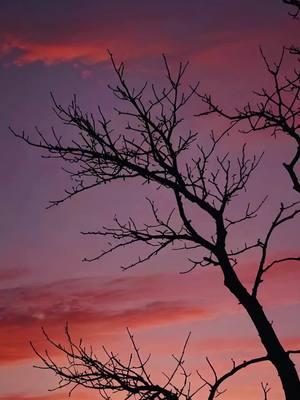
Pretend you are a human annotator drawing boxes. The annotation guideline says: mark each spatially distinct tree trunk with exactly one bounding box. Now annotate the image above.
[218,251,300,399]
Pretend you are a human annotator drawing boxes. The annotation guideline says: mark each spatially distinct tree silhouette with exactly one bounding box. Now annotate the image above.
[12,2,299,399]
[198,45,300,194]
[283,0,300,18]
[199,0,300,195]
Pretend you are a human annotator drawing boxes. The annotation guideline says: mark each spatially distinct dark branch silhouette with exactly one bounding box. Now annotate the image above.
[197,46,300,193]
[196,1,300,194]
[31,326,300,400]
[31,326,204,400]
[283,0,300,18]
[11,2,300,398]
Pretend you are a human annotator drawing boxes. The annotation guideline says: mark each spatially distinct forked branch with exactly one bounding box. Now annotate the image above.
[31,327,201,400]
[196,45,300,193]
[31,327,300,400]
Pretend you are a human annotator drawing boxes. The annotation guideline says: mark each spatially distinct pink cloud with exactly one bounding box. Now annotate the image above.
[0,395,65,400]
[0,302,206,363]
[1,35,108,65]
[0,14,294,68]
[1,260,298,365]
[0,274,210,364]
[0,239,298,370]
[0,392,94,400]
[0,34,169,66]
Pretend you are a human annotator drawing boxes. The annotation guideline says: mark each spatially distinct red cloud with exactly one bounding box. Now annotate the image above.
[0,392,93,400]
[0,302,206,363]
[0,34,168,66]
[1,35,107,65]
[0,275,209,364]
[1,255,298,365]
[0,395,66,400]
[0,12,294,67]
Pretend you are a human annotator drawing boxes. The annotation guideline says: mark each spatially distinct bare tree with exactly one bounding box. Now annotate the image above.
[11,3,300,399]
[12,52,300,399]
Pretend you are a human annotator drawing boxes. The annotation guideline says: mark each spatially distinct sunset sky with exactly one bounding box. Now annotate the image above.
[0,1,299,399]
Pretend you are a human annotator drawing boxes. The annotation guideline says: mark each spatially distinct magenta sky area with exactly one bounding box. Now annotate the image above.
[0,1,299,399]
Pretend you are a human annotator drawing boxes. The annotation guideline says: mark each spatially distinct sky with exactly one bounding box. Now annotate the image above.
[0,1,299,399]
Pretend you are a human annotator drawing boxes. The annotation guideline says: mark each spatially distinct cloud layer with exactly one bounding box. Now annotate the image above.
[0,274,212,363]
[1,258,299,364]
[0,1,295,66]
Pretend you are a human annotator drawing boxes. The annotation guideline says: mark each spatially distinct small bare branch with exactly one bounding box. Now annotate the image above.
[261,381,271,400]
[30,327,202,400]
[252,201,300,297]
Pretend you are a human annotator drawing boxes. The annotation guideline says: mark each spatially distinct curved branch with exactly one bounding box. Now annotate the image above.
[198,348,300,400]
[30,327,203,400]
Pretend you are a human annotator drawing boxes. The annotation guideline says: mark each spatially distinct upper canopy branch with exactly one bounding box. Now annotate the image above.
[81,199,200,270]
[11,54,265,269]
[196,46,300,193]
